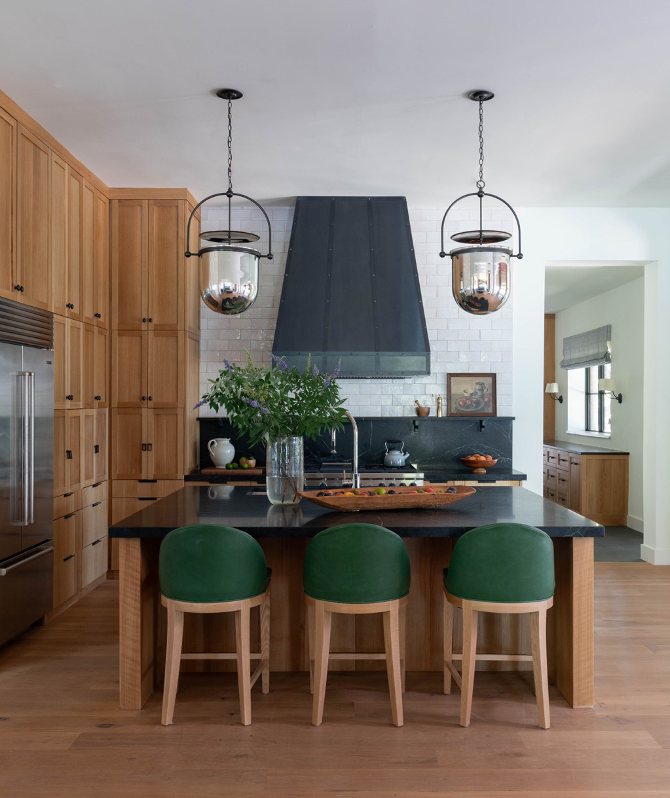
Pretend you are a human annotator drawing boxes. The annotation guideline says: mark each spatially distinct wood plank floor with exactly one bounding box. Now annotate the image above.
[0,562,668,797]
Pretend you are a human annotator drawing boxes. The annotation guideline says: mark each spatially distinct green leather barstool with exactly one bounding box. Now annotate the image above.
[159,524,271,726]
[443,523,555,729]
[304,523,411,727]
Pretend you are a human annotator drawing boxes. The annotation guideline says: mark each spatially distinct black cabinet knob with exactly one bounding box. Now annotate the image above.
[66,450,72,460]
[94,395,101,401]
[66,302,74,309]
[148,396,152,401]
[148,318,152,323]
[94,444,100,454]
[20,286,24,292]
[66,394,74,401]
[94,312,101,318]
[141,396,146,401]
[142,318,146,323]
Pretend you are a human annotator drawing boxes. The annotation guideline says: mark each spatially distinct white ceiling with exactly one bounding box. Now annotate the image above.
[544,261,646,313]
[3,1,670,206]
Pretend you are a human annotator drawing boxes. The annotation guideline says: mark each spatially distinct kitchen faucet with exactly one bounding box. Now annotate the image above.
[343,411,360,489]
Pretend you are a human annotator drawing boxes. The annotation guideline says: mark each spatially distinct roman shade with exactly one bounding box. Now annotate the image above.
[560,324,611,370]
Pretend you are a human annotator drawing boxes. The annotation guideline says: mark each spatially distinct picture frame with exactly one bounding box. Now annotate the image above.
[446,373,497,417]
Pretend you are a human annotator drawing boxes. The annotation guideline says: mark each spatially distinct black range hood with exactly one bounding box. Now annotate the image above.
[272,196,430,378]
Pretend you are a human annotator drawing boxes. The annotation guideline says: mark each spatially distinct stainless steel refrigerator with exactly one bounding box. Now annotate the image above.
[0,299,54,648]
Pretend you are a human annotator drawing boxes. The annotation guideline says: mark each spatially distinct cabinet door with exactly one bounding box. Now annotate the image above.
[81,498,108,548]
[82,323,95,409]
[53,410,67,496]
[94,190,109,328]
[17,125,51,310]
[53,512,79,607]
[66,410,83,492]
[148,331,184,408]
[111,199,148,330]
[82,409,95,488]
[111,408,147,479]
[53,316,67,410]
[94,326,108,407]
[569,460,582,514]
[94,408,108,482]
[148,200,184,330]
[81,535,108,588]
[185,204,200,336]
[0,108,16,301]
[111,331,147,407]
[66,318,83,408]
[148,408,183,479]
[67,168,83,321]
[51,152,68,318]
[82,181,96,326]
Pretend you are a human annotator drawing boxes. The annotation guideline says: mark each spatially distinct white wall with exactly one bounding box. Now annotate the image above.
[199,204,514,418]
[513,208,670,565]
[552,277,644,527]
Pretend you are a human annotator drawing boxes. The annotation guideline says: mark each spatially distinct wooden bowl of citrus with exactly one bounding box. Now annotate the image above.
[461,454,498,474]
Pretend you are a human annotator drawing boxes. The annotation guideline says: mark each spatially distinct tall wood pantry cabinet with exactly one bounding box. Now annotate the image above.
[109,190,200,568]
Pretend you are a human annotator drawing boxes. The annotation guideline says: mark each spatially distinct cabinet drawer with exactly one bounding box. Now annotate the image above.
[556,491,569,507]
[111,478,183,498]
[80,481,108,508]
[54,552,78,607]
[544,487,557,502]
[556,452,570,469]
[81,499,108,548]
[544,466,557,489]
[569,454,582,466]
[545,449,558,465]
[54,513,78,560]
[556,468,569,492]
[80,536,108,589]
[54,491,79,520]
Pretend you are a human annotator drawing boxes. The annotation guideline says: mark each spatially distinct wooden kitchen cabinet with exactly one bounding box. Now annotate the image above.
[54,410,83,497]
[81,498,108,548]
[95,408,108,482]
[543,444,629,526]
[53,511,80,607]
[112,330,185,408]
[94,190,109,328]
[111,407,183,480]
[82,409,96,487]
[0,107,16,302]
[83,324,108,408]
[82,180,96,326]
[51,152,68,318]
[54,316,83,409]
[16,125,51,311]
[148,200,184,330]
[110,199,148,330]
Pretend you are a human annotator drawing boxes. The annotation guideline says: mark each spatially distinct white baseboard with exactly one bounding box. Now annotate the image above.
[641,544,670,565]
[627,515,644,533]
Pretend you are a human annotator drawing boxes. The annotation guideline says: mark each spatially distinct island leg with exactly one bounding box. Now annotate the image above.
[119,538,161,710]
[548,537,594,708]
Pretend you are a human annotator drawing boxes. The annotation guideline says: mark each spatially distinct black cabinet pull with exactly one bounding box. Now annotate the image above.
[14,284,20,291]
[138,497,157,502]
[94,445,100,454]
[141,396,146,401]
[141,443,147,451]
[66,302,74,309]
[94,395,101,401]
[91,538,102,546]
[64,492,73,497]
[148,317,152,323]
[147,396,152,401]
[63,554,75,562]
[94,312,101,318]
[66,450,73,460]
[147,443,153,452]
[66,394,74,401]
[142,318,146,323]
[92,501,101,507]
[91,482,101,488]
[138,479,157,483]
[64,511,76,519]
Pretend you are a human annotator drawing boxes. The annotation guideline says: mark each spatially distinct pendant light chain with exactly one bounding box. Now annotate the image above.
[227,98,234,193]
[476,100,485,191]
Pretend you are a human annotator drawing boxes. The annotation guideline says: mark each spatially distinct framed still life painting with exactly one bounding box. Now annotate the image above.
[446,373,497,417]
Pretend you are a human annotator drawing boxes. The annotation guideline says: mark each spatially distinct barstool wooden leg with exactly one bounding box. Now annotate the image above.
[460,602,478,727]
[260,592,271,695]
[235,601,252,726]
[443,592,453,695]
[312,601,331,726]
[161,603,184,726]
[399,603,407,694]
[383,603,404,727]
[530,606,550,729]
[307,602,315,695]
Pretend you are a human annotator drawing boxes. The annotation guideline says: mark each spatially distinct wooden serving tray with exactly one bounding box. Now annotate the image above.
[299,485,476,512]
[201,467,265,476]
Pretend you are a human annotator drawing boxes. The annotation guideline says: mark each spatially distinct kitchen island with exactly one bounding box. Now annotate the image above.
[111,486,602,711]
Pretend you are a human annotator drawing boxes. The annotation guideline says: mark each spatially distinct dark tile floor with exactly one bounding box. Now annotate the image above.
[595,526,643,562]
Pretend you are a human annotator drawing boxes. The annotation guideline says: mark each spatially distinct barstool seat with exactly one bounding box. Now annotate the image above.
[443,522,555,729]
[159,524,271,726]
[304,523,410,727]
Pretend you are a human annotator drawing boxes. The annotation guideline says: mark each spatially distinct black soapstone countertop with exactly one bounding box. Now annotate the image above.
[544,440,630,456]
[109,485,603,540]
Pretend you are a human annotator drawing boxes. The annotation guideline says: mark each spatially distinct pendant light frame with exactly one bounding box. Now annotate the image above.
[438,91,523,316]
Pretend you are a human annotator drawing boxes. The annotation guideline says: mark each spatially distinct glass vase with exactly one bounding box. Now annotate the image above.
[266,437,304,505]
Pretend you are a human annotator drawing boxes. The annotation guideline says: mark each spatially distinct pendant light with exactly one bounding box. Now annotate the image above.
[185,89,273,315]
[439,91,522,315]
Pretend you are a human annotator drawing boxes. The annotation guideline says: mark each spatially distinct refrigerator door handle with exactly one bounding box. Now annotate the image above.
[0,544,53,576]
[16,371,35,526]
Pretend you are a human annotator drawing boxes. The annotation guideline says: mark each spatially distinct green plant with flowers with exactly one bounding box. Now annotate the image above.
[196,351,348,444]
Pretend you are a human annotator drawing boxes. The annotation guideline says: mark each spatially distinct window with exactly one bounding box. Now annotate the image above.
[567,362,611,437]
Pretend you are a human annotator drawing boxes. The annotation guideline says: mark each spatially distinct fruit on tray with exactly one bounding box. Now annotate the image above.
[238,456,257,468]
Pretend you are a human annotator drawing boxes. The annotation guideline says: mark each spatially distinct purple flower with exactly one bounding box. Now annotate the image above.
[313,365,319,377]
[324,377,331,388]
[260,407,270,415]
[250,400,259,408]
[193,399,208,410]
[332,360,342,378]
[241,397,252,404]
[271,353,288,371]
[222,359,233,373]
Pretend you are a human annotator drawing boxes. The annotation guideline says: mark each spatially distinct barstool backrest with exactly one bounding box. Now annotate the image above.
[160,524,268,603]
[304,523,410,603]
[446,523,555,603]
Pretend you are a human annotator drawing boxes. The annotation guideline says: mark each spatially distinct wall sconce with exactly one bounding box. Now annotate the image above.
[545,383,563,403]
[599,378,623,404]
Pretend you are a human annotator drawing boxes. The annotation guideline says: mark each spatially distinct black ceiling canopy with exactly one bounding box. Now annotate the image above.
[272,196,430,379]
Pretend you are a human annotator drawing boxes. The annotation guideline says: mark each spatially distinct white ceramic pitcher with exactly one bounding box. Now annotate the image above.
[208,438,235,468]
